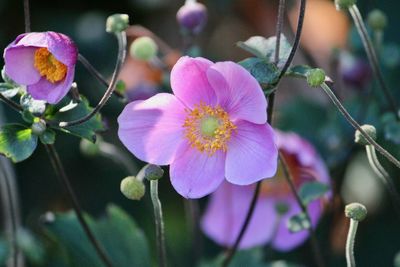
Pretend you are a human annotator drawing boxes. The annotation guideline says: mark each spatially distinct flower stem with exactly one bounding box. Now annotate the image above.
[150,180,167,267]
[346,219,358,267]
[320,82,400,169]
[23,0,31,32]
[274,0,286,64]
[0,95,23,113]
[44,144,114,267]
[58,31,127,127]
[348,5,398,115]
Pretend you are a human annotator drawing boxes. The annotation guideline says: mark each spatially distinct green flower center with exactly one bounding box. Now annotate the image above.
[200,116,220,137]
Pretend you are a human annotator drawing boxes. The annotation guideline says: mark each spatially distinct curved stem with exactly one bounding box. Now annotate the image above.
[349,5,398,115]
[0,94,23,112]
[150,180,167,267]
[44,144,114,267]
[346,219,358,267]
[58,32,127,127]
[320,82,400,169]
[23,0,30,32]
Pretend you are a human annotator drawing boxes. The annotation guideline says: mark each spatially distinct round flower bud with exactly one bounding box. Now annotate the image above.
[367,9,387,31]
[120,176,145,200]
[31,118,46,136]
[345,202,367,221]
[144,164,164,181]
[106,14,129,33]
[306,68,326,87]
[130,37,158,61]
[354,124,376,146]
[335,0,356,10]
[176,1,208,34]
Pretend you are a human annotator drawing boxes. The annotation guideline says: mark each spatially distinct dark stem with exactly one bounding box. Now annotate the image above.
[58,31,127,127]
[44,144,114,267]
[184,199,202,264]
[23,0,30,32]
[349,5,398,115]
[279,153,326,267]
[274,0,286,64]
[0,95,23,112]
[77,54,125,100]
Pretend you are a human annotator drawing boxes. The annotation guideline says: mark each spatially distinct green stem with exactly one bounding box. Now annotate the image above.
[0,94,23,112]
[346,219,358,267]
[274,0,286,64]
[150,180,167,267]
[23,0,30,32]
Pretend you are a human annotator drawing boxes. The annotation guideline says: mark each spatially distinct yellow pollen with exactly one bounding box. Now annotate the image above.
[34,48,67,83]
[183,102,236,155]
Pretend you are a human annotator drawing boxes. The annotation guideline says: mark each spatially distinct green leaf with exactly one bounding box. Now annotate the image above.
[43,204,151,267]
[39,129,56,145]
[0,124,38,162]
[46,96,105,142]
[298,181,329,206]
[0,83,20,98]
[0,237,8,266]
[239,58,280,92]
[20,94,46,115]
[17,229,46,265]
[287,212,311,233]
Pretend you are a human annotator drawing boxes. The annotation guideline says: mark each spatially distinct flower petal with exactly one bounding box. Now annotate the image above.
[4,46,41,85]
[27,66,75,104]
[170,141,225,198]
[207,61,267,124]
[118,93,186,165]
[201,182,276,248]
[225,121,278,185]
[170,56,216,108]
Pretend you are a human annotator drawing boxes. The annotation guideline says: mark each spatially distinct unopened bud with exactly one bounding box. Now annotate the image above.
[130,37,158,61]
[354,124,376,145]
[345,202,367,221]
[335,0,356,10]
[106,14,129,33]
[177,1,207,34]
[144,164,164,181]
[120,176,145,200]
[31,118,46,136]
[306,68,326,87]
[367,9,387,31]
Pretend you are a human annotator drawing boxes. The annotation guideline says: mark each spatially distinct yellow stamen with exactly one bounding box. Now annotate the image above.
[34,48,67,83]
[183,102,236,155]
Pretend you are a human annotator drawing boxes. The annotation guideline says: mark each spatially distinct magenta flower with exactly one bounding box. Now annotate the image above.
[201,131,331,250]
[3,31,78,104]
[118,56,278,198]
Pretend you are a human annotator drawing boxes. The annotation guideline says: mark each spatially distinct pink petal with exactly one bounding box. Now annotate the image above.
[201,182,276,249]
[207,61,267,124]
[118,93,186,165]
[27,66,75,104]
[4,46,41,85]
[225,121,278,185]
[170,56,216,108]
[170,141,225,198]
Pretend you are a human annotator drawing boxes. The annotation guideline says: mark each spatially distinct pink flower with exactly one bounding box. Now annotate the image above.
[118,56,278,198]
[3,32,78,104]
[201,131,331,250]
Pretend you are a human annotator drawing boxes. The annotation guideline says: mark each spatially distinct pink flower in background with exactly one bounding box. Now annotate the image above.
[118,56,278,198]
[201,131,331,250]
[3,31,78,104]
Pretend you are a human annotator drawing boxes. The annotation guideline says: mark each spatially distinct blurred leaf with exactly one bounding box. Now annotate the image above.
[43,204,151,267]
[298,181,329,206]
[265,261,302,267]
[239,58,280,92]
[382,113,400,144]
[0,237,8,266]
[115,80,126,94]
[17,228,46,265]
[21,110,35,123]
[394,251,400,267]
[39,129,56,145]
[0,83,20,98]
[199,249,267,267]
[20,94,46,115]
[287,212,310,233]
[0,124,38,162]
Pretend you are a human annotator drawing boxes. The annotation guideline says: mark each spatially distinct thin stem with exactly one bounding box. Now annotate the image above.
[365,145,400,219]
[150,180,167,267]
[77,54,125,100]
[320,82,400,169]
[184,199,202,264]
[23,0,31,32]
[58,32,127,127]
[0,94,23,112]
[274,0,286,64]
[346,219,358,267]
[44,144,114,267]
[349,5,398,115]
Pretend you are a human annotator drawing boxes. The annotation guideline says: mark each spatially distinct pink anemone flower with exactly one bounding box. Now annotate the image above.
[201,131,331,250]
[3,31,78,104]
[118,56,278,198]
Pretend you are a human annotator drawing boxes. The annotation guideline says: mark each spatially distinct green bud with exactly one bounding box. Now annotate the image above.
[345,202,367,221]
[367,9,387,31]
[306,68,326,87]
[354,124,376,146]
[144,164,164,181]
[106,14,129,33]
[335,0,356,10]
[80,138,100,157]
[31,118,46,136]
[120,176,145,200]
[130,37,158,61]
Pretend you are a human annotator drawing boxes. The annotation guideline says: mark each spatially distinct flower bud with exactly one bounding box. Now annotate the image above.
[120,176,145,200]
[306,68,326,87]
[31,118,46,136]
[144,164,164,181]
[345,202,367,221]
[335,0,356,10]
[130,37,158,61]
[367,9,387,31]
[354,124,376,146]
[106,14,129,33]
[177,1,207,34]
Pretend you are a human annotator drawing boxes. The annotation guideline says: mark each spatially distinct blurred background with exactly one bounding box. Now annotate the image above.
[1,0,400,266]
